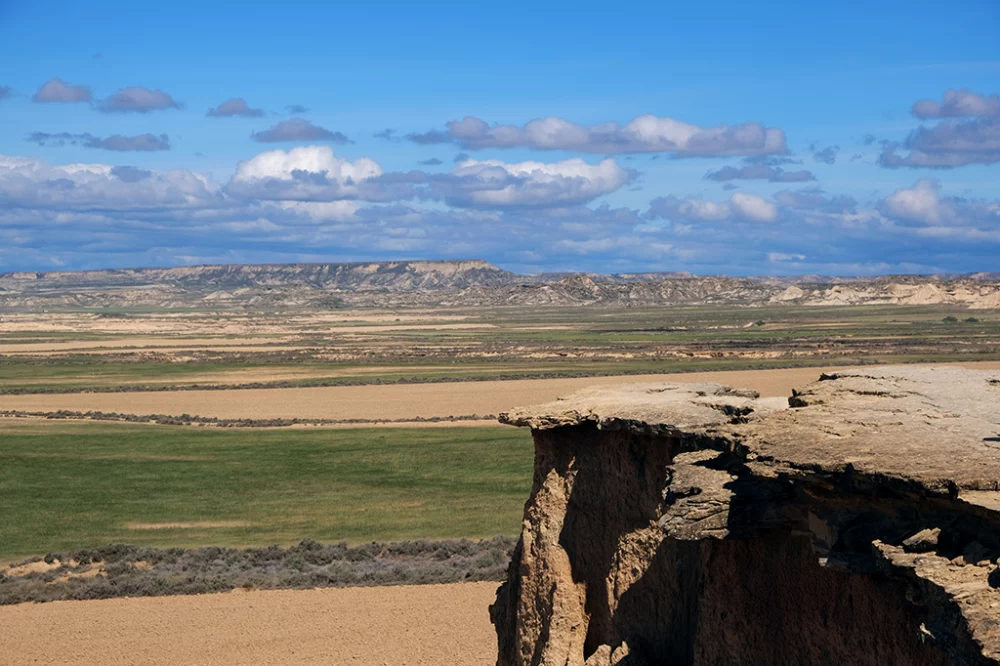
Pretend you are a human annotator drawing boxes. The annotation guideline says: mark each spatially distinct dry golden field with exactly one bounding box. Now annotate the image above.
[3,363,1000,422]
[0,583,498,666]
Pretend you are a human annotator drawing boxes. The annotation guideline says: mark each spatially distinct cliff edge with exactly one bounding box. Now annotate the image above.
[493,366,1000,665]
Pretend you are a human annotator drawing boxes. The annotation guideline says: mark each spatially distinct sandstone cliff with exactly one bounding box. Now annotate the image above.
[493,366,1000,665]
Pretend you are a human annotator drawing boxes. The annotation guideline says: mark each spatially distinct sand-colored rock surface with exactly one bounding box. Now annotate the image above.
[2,362,998,422]
[0,583,497,666]
[502,364,1000,492]
[494,366,1000,665]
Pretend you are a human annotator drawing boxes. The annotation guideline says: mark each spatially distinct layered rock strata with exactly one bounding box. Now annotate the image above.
[493,366,1000,665]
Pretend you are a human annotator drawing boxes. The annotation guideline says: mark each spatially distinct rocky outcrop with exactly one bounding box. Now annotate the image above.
[493,366,1000,665]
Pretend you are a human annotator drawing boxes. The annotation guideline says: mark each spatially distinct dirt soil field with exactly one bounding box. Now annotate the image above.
[2,362,998,421]
[0,582,497,666]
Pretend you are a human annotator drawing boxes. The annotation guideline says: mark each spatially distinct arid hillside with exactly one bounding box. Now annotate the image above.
[2,261,999,310]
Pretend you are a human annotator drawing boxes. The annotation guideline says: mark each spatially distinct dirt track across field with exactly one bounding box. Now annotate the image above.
[1,362,998,422]
[0,582,497,666]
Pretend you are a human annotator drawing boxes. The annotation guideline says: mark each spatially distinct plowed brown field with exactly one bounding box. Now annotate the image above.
[2,362,998,422]
[0,583,497,666]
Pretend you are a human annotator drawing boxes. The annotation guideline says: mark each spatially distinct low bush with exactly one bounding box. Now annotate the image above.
[0,536,517,605]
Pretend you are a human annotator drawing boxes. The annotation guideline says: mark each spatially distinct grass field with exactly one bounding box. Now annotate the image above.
[0,421,533,563]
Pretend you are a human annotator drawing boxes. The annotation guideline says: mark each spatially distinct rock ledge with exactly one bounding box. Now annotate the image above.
[493,365,1000,666]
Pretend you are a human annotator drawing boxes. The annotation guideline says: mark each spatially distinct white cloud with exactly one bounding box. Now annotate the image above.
[2,149,996,276]
[274,200,361,222]
[647,192,777,223]
[409,114,787,157]
[234,145,381,184]
[881,90,1000,168]
[0,155,220,210]
[32,78,91,103]
[228,145,382,201]
[730,193,778,222]
[912,89,1000,119]
[880,179,951,225]
[768,252,806,262]
[447,157,629,207]
[97,86,181,113]
[250,119,349,143]
[207,98,264,118]
[878,179,1000,235]
[879,117,1000,168]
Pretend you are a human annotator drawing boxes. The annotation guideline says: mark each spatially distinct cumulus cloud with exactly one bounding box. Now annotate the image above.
[911,89,1000,119]
[812,145,839,164]
[879,179,1000,230]
[97,86,181,113]
[26,132,171,151]
[647,192,777,223]
[251,119,350,144]
[3,146,995,276]
[207,98,263,117]
[880,179,954,225]
[882,178,954,224]
[705,164,814,182]
[0,86,12,101]
[406,114,788,157]
[879,117,1000,168]
[32,78,92,103]
[0,155,220,210]
[227,145,381,200]
[419,158,443,166]
[439,157,631,208]
[227,148,630,209]
[730,193,779,222]
[286,104,308,114]
[879,90,1000,168]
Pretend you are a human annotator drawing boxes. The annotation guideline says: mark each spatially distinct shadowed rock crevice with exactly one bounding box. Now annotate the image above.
[492,366,1000,665]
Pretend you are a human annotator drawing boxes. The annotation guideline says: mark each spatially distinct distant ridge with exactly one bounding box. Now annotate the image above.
[0,260,517,291]
[1,260,998,310]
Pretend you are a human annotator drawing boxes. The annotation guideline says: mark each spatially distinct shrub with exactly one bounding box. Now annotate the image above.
[0,536,518,605]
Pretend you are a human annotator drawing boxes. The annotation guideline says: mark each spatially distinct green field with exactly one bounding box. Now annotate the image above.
[0,422,534,563]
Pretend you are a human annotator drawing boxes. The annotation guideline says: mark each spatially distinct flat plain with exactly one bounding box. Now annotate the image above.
[3,303,999,560]
[2,301,999,665]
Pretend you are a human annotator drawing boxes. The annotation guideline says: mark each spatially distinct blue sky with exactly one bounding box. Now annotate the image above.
[0,0,998,275]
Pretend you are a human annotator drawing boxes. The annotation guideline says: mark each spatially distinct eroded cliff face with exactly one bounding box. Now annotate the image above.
[492,368,1000,666]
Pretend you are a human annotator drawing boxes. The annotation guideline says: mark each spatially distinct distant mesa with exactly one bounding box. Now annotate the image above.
[0,261,998,310]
